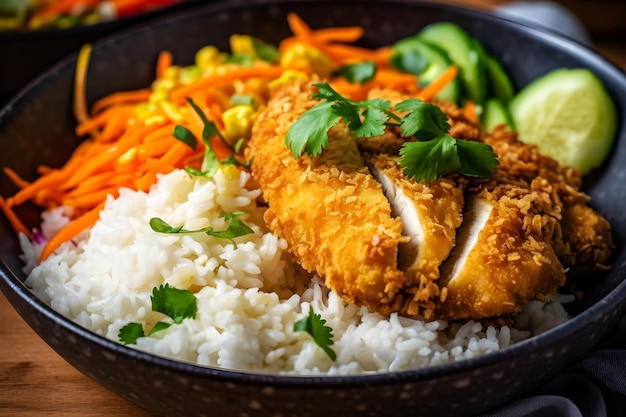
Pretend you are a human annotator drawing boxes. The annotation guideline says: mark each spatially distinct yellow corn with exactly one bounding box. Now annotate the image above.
[222,105,255,146]
[118,147,137,164]
[280,44,334,78]
[268,69,309,89]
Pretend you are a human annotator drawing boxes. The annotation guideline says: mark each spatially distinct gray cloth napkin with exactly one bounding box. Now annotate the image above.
[481,317,626,416]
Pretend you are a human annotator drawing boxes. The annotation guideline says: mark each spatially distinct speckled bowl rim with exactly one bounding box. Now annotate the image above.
[1,0,626,389]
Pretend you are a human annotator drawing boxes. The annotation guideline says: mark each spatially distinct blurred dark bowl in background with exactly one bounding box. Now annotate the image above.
[0,0,205,103]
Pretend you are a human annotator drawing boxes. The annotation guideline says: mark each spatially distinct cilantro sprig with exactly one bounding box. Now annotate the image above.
[173,97,249,176]
[149,211,254,240]
[119,284,198,345]
[285,82,499,182]
[294,306,336,361]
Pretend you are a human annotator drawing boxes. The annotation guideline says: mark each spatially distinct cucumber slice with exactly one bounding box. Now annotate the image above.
[418,22,487,105]
[509,68,617,173]
[482,98,514,132]
[470,38,516,105]
[391,36,460,102]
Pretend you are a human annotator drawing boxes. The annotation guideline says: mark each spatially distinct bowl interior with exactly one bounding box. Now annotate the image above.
[0,0,626,415]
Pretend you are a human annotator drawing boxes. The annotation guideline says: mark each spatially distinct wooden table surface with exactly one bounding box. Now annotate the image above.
[1,1,625,416]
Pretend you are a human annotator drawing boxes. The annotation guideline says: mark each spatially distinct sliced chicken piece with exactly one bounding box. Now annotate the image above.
[438,188,566,320]
[246,78,407,314]
[481,124,614,281]
[560,203,614,278]
[364,152,465,319]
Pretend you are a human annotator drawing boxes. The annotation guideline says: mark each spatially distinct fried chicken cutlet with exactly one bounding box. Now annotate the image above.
[246,78,407,314]
[246,77,614,321]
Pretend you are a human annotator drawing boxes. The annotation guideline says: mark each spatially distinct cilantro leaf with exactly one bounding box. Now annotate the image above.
[286,83,498,182]
[456,139,500,177]
[119,322,145,345]
[285,101,340,157]
[390,48,428,75]
[149,211,254,240]
[294,306,336,361]
[354,107,389,138]
[151,284,197,325]
[117,285,197,345]
[334,61,377,84]
[148,321,172,335]
[251,37,280,63]
[394,98,450,140]
[173,125,198,150]
[398,135,460,182]
[208,211,255,239]
[227,53,254,67]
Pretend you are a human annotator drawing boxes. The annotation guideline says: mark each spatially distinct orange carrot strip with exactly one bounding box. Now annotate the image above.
[321,43,388,64]
[73,44,92,125]
[91,89,152,115]
[75,105,134,137]
[63,187,120,211]
[170,66,285,104]
[62,171,118,195]
[0,196,31,239]
[8,170,69,207]
[137,137,178,159]
[312,26,364,43]
[143,124,177,143]
[160,141,193,166]
[417,65,459,102]
[3,167,30,189]
[39,201,106,261]
[156,50,173,79]
[135,171,158,192]
[286,12,315,43]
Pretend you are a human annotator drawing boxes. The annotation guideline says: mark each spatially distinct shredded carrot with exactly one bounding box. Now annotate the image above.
[417,65,459,102]
[170,66,286,104]
[312,26,364,43]
[39,201,106,261]
[156,50,173,79]
[0,196,31,239]
[73,44,92,125]
[2,167,30,189]
[91,89,152,115]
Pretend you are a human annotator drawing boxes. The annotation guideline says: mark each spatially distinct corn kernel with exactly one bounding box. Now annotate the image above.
[118,147,137,164]
[229,34,256,57]
[268,69,309,89]
[160,101,183,123]
[195,46,226,69]
[221,164,240,181]
[222,105,255,146]
[280,44,334,78]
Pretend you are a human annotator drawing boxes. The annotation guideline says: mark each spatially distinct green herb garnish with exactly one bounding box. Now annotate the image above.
[293,306,336,361]
[119,284,198,345]
[285,82,499,182]
[149,211,254,240]
[173,97,250,175]
[334,61,377,84]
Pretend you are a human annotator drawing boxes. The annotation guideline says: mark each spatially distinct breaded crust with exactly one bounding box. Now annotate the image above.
[246,78,407,313]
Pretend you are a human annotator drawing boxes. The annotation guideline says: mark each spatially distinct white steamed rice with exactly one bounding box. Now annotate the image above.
[21,167,572,375]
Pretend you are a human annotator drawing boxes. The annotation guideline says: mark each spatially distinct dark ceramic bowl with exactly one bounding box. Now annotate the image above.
[1,1,625,416]
[0,0,205,102]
